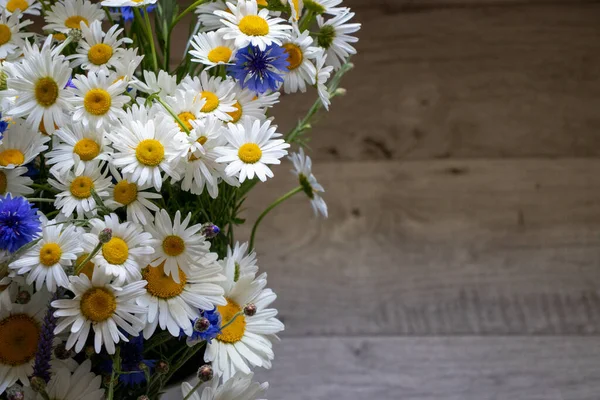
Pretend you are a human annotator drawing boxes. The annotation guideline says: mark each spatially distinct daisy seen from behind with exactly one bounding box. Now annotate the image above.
[316,8,360,70]
[289,147,327,217]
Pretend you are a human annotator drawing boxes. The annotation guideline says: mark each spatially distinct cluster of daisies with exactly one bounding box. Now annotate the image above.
[0,0,358,398]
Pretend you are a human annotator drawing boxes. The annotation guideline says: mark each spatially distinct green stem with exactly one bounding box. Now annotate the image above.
[166,0,208,71]
[220,311,243,331]
[107,347,120,400]
[134,7,159,72]
[183,380,204,400]
[74,242,102,275]
[249,187,302,251]
[26,198,54,203]
[172,0,208,28]
[153,96,191,135]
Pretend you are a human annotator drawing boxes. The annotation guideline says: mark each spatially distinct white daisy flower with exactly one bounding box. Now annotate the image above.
[222,242,259,282]
[101,0,156,6]
[82,213,154,285]
[182,372,268,400]
[316,8,360,70]
[0,289,49,394]
[216,0,292,51]
[289,147,327,217]
[107,116,187,191]
[48,161,113,219]
[0,11,32,60]
[281,28,320,93]
[3,37,73,134]
[22,359,105,400]
[181,71,237,121]
[52,267,148,355]
[45,121,112,176]
[146,209,211,281]
[227,83,279,124]
[0,166,33,197]
[314,52,333,110]
[0,0,40,16]
[110,47,144,85]
[190,31,236,69]
[195,1,228,32]
[216,117,290,183]
[9,221,83,292]
[105,171,161,226]
[69,20,133,72]
[303,0,343,16]
[131,69,178,99]
[44,0,104,33]
[164,89,207,133]
[285,0,303,21]
[0,119,49,168]
[205,270,284,381]
[70,70,130,129]
[138,254,226,338]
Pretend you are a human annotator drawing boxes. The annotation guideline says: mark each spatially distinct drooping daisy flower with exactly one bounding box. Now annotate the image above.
[45,121,112,176]
[216,117,290,183]
[163,89,207,133]
[70,70,130,129]
[110,47,144,85]
[0,0,41,16]
[0,119,49,169]
[131,69,178,99]
[0,289,49,394]
[228,44,289,94]
[181,71,237,121]
[190,31,236,69]
[227,84,280,124]
[69,20,133,72]
[3,37,73,135]
[205,270,284,381]
[195,1,228,32]
[316,8,360,70]
[107,116,187,191]
[216,0,292,51]
[102,0,156,6]
[289,147,327,217]
[146,209,211,281]
[303,0,343,15]
[138,256,226,338]
[222,241,259,282]
[0,11,32,59]
[52,267,147,355]
[82,213,154,285]
[22,359,105,400]
[0,194,40,253]
[281,29,320,93]
[314,52,333,110]
[182,372,268,400]
[0,166,33,197]
[44,0,105,33]
[48,161,113,219]
[105,172,161,225]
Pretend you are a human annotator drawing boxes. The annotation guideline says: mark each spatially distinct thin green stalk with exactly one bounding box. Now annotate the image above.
[134,7,159,72]
[107,347,121,400]
[166,0,208,71]
[249,186,302,251]
[26,198,54,203]
[172,0,208,28]
[183,380,204,400]
[74,242,101,275]
[152,95,191,135]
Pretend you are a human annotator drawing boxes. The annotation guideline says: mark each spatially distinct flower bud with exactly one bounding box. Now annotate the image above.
[201,223,220,239]
[156,360,169,375]
[194,317,210,333]
[197,364,213,382]
[54,342,74,360]
[68,28,82,42]
[15,290,30,305]
[30,376,46,393]
[333,88,347,97]
[243,303,257,317]
[98,228,112,244]
[6,384,24,400]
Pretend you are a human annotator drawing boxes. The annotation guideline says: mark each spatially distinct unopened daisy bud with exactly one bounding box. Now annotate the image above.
[156,360,169,375]
[98,228,112,244]
[15,290,30,304]
[244,303,257,317]
[197,364,213,382]
[68,28,82,42]
[201,223,220,239]
[30,376,47,393]
[194,317,210,333]
[333,88,347,96]
[6,384,24,400]
[54,342,74,360]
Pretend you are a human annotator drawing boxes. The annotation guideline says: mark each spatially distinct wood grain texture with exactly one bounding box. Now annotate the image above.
[237,159,600,335]
[252,336,600,400]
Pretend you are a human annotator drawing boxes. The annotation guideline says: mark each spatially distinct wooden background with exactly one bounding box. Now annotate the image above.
[174,0,600,398]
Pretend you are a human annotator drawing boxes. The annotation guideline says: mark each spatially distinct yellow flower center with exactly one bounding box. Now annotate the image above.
[238,15,269,37]
[53,33,67,41]
[88,43,113,66]
[80,287,116,322]
[64,15,89,30]
[0,24,12,46]
[38,119,59,136]
[6,0,28,13]
[76,253,95,280]
[113,180,138,206]
[227,101,243,123]
[200,91,219,113]
[35,77,59,107]
[283,43,303,70]
[216,298,246,344]
[102,237,129,265]
[207,46,232,64]
[83,88,112,116]
[135,139,164,167]
[69,176,94,199]
[73,138,100,161]
[162,235,185,257]
[0,314,39,366]
[39,243,62,267]
[238,143,262,164]
[0,149,25,167]
[142,262,187,299]
[188,136,208,161]
[177,111,195,132]
[0,171,6,194]
[256,0,267,5]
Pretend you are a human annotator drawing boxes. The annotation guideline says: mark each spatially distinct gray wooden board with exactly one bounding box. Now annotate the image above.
[236,159,600,335]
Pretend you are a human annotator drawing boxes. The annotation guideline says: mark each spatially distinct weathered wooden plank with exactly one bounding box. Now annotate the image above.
[236,159,600,335]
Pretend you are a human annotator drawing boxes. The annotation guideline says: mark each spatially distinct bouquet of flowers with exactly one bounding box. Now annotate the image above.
[0,0,359,398]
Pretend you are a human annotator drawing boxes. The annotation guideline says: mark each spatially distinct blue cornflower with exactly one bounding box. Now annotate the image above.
[113,5,157,22]
[101,335,155,387]
[228,44,289,94]
[186,308,221,344]
[0,194,41,253]
[0,113,8,142]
